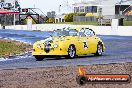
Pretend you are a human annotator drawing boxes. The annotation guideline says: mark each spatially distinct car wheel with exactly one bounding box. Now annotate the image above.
[94,43,103,56]
[68,45,76,59]
[76,76,87,85]
[34,55,44,61]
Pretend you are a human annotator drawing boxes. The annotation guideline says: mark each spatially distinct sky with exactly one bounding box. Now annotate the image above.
[19,0,75,15]
[2,0,130,15]
[18,0,129,15]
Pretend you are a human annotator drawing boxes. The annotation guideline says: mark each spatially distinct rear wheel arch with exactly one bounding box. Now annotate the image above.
[98,41,102,45]
[69,44,76,53]
[94,41,103,56]
[69,44,76,48]
[98,41,104,51]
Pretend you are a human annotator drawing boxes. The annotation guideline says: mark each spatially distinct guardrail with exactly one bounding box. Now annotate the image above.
[73,16,96,22]
[2,24,132,36]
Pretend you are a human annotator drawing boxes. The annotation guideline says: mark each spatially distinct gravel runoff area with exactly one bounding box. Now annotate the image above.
[0,62,131,88]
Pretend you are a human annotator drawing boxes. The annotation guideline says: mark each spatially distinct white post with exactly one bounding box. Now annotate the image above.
[111,19,118,30]
[13,0,16,29]
[14,14,15,26]
[111,19,118,35]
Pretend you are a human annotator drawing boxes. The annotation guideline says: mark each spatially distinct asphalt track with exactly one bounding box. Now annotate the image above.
[0,29,132,69]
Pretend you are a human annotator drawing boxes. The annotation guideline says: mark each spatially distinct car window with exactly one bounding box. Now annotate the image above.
[69,29,78,36]
[84,28,95,37]
[79,28,86,37]
[84,28,90,36]
[52,29,69,37]
[52,28,78,37]
[89,29,95,37]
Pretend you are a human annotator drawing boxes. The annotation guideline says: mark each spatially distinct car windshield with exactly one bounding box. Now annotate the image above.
[52,28,78,37]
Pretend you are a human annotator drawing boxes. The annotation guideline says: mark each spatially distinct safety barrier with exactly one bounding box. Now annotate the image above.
[3,24,132,36]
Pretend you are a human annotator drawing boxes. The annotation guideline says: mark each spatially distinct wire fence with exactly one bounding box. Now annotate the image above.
[73,16,96,22]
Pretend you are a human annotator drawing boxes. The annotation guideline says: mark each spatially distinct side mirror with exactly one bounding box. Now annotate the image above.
[50,34,53,37]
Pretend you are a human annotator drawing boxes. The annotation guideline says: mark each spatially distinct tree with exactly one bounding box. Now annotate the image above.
[64,13,76,22]
[64,13,86,22]
[46,18,55,23]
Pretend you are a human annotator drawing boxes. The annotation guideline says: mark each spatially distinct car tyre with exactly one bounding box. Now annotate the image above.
[67,45,76,59]
[94,43,103,56]
[34,55,44,61]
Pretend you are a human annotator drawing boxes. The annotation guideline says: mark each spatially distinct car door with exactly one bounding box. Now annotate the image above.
[77,28,89,55]
[84,28,98,53]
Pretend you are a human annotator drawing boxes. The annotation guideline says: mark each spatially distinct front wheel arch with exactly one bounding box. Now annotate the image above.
[67,44,76,59]
[34,55,44,61]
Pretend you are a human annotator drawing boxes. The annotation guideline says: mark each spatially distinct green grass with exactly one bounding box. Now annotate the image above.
[48,21,98,25]
[124,20,132,26]
[0,40,31,56]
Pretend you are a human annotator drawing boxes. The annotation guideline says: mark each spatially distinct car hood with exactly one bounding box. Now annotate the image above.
[35,37,62,44]
[34,36,76,45]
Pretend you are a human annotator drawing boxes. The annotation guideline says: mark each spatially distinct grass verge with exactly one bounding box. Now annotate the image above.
[0,39,32,57]
[46,21,132,26]
[47,21,98,25]
[124,20,132,26]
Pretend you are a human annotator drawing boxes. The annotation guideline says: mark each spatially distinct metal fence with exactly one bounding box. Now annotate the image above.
[73,16,96,22]
[73,15,127,22]
[103,15,124,19]
[0,14,14,26]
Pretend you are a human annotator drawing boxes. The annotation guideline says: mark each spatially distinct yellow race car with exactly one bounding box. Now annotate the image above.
[32,27,105,61]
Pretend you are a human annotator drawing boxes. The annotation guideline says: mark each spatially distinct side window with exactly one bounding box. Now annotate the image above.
[84,28,90,36]
[79,28,86,37]
[69,29,78,36]
[85,28,95,37]
[89,29,95,37]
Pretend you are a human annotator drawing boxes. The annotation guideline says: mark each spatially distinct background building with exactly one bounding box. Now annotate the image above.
[72,0,132,16]
[0,0,21,26]
[55,14,65,23]
[72,0,132,25]
[47,11,56,18]
[0,0,20,10]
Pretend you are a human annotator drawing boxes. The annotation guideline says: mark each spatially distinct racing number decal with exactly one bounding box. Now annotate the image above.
[83,41,88,49]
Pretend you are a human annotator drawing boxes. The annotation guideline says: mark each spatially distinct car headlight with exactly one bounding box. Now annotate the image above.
[53,44,58,48]
[37,44,41,48]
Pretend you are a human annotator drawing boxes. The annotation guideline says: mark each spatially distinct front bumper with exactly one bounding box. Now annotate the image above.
[32,48,68,56]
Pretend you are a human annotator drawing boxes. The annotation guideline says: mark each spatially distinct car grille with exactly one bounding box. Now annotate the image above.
[44,42,52,53]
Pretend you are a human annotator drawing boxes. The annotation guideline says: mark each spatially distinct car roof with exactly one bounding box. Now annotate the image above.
[54,27,95,33]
